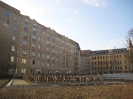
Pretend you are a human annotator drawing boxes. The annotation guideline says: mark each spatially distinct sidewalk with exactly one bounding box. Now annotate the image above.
[12,79,30,86]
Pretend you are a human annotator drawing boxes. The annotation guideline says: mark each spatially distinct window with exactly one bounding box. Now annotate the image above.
[42,46,44,50]
[32,43,36,48]
[13,26,17,30]
[21,68,26,74]
[38,45,40,49]
[12,46,15,51]
[11,56,14,62]
[47,55,50,59]
[42,62,44,66]
[43,31,45,35]
[23,40,28,45]
[124,55,126,58]
[47,48,50,51]
[38,61,40,65]
[47,33,50,37]
[32,35,36,39]
[42,54,44,58]
[47,41,50,44]
[18,38,20,43]
[12,36,16,40]
[24,32,28,36]
[22,59,26,64]
[22,49,27,54]
[14,16,18,21]
[52,63,54,66]
[39,29,42,34]
[24,22,28,28]
[32,52,35,56]
[52,50,55,53]
[38,53,40,57]
[47,63,49,66]
[52,56,54,60]
[32,60,35,64]
[33,27,36,31]
[39,37,41,41]
[42,39,45,43]
[125,66,127,69]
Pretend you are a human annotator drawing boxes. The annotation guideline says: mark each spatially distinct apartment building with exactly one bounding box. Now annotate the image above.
[89,48,133,75]
[80,50,90,74]
[0,1,80,77]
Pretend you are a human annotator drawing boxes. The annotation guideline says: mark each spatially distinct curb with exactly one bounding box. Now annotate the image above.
[5,79,13,87]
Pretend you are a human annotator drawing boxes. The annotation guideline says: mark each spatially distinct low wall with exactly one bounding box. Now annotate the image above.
[103,73,133,80]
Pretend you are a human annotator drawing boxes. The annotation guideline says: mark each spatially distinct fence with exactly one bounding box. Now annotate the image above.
[103,73,133,80]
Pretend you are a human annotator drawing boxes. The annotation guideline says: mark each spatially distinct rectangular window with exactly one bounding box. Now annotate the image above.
[47,55,50,59]
[47,33,50,37]
[33,27,36,31]
[39,29,42,34]
[32,35,36,39]
[11,56,14,62]
[52,56,54,60]
[42,46,44,50]
[42,39,45,43]
[24,22,28,28]
[16,58,18,63]
[12,36,16,41]
[14,16,18,21]
[52,50,55,53]
[43,31,45,35]
[39,37,41,41]
[38,45,40,49]
[32,60,35,64]
[32,52,36,56]
[42,62,44,66]
[38,61,40,65]
[38,53,40,57]
[42,54,44,58]
[24,32,28,36]
[13,26,17,30]
[23,40,27,45]
[18,29,20,34]
[32,43,36,48]
[22,49,27,54]
[12,46,15,51]
[47,63,49,66]
[47,41,50,44]
[18,38,20,43]
[22,59,26,64]
[47,48,50,51]
[21,68,26,74]
[125,66,127,69]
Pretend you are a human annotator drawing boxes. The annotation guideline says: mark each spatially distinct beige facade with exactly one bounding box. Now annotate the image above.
[0,1,80,77]
[89,48,133,75]
[80,50,90,74]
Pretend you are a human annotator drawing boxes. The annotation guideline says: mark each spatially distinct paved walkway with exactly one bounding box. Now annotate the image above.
[12,79,30,85]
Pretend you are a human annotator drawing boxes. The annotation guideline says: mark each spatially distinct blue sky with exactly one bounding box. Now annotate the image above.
[2,0,133,50]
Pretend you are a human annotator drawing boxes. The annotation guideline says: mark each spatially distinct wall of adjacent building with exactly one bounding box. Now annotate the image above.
[0,1,80,77]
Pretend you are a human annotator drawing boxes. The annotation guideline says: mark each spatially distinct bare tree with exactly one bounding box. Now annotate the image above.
[126,28,133,73]
[128,28,133,40]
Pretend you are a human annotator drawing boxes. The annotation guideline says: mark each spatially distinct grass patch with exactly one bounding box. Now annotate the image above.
[0,79,9,88]
[0,83,133,99]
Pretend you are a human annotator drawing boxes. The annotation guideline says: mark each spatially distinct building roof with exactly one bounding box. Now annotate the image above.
[80,50,91,56]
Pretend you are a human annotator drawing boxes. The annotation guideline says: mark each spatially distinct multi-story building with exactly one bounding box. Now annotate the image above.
[89,46,133,74]
[80,50,90,74]
[0,1,80,77]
